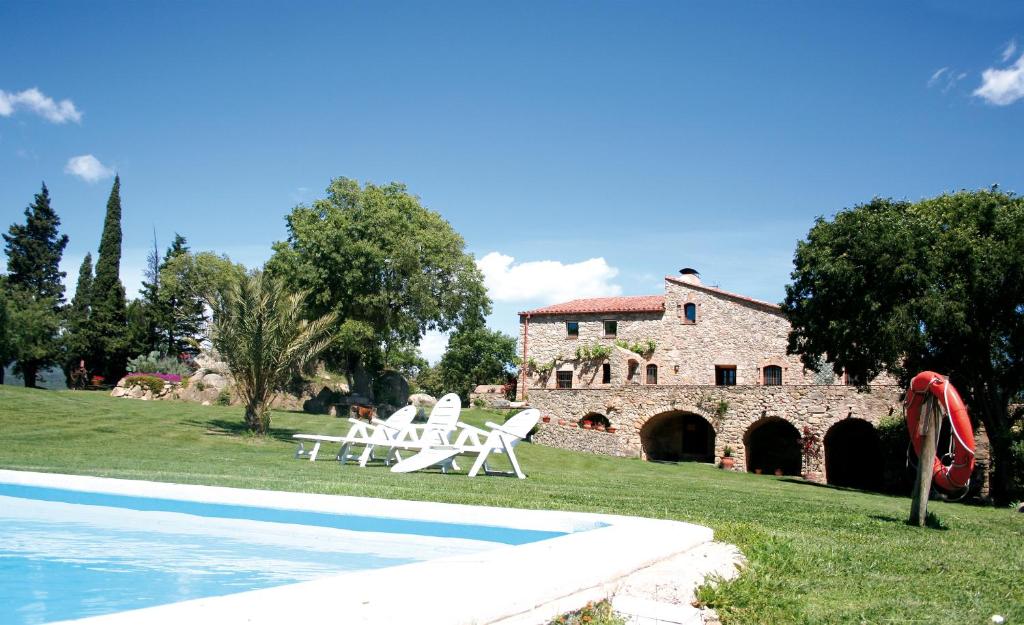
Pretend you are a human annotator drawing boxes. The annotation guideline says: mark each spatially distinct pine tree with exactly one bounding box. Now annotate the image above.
[157,233,203,355]
[91,176,129,382]
[2,183,68,304]
[64,253,97,382]
[2,183,68,386]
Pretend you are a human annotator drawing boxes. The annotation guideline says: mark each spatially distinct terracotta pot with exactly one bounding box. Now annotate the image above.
[607,427,617,433]
[755,468,763,474]
[596,424,606,432]
[558,419,567,426]
[582,422,592,430]
[720,457,735,470]
[774,468,784,476]
[541,416,551,423]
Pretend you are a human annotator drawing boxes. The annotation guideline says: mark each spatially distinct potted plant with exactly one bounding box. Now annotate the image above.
[720,446,735,470]
[774,468,784,476]
[607,426,617,433]
[582,420,593,429]
[596,424,606,432]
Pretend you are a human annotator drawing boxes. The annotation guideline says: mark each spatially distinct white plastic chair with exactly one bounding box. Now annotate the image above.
[293,405,417,464]
[368,393,463,468]
[390,408,540,478]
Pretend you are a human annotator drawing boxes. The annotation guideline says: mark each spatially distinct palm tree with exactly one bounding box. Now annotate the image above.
[206,271,336,433]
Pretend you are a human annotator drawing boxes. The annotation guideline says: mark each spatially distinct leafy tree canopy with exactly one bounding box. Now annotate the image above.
[782,189,1024,503]
[438,325,518,403]
[267,177,490,374]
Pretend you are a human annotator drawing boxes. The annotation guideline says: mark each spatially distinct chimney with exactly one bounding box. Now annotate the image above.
[678,267,701,285]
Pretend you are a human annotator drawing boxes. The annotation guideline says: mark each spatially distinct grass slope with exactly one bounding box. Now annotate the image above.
[0,386,1021,624]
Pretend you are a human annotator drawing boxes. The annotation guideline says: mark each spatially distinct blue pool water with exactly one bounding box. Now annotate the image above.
[0,483,565,624]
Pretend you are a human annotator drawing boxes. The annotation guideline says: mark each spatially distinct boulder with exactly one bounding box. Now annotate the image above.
[1018,502,1024,514]
[303,386,347,415]
[202,373,227,390]
[128,385,146,399]
[408,393,437,408]
[110,386,126,398]
[374,370,409,407]
[141,390,153,401]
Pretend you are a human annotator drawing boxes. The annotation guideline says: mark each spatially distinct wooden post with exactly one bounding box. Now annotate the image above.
[909,395,941,526]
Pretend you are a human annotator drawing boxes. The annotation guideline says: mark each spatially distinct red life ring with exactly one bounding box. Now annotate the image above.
[904,371,975,492]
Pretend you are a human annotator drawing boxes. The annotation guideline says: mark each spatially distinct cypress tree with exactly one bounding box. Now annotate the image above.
[91,176,129,382]
[64,253,97,382]
[2,183,68,304]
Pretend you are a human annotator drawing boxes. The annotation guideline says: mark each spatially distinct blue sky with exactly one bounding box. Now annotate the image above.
[2,1,1023,361]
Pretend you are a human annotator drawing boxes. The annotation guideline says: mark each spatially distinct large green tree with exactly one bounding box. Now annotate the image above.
[2,183,68,303]
[439,325,518,403]
[0,277,12,385]
[782,189,1024,504]
[2,183,68,386]
[91,176,128,382]
[267,177,490,377]
[206,271,336,433]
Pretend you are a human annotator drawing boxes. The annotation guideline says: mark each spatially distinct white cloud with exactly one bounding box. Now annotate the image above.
[928,67,948,87]
[974,52,1024,105]
[1002,39,1018,62]
[417,330,450,365]
[65,154,115,183]
[477,252,622,303]
[0,87,82,123]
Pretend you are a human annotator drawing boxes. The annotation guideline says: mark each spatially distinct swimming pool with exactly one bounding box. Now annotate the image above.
[0,471,713,625]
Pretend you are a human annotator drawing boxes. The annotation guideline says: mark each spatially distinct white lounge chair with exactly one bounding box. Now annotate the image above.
[390,408,540,478]
[293,405,417,463]
[366,393,463,468]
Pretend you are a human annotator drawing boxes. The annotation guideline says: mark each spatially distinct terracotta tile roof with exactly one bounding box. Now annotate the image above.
[664,275,780,310]
[520,295,665,316]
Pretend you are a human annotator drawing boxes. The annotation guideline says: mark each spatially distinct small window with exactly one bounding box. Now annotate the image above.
[603,320,617,337]
[566,321,579,338]
[627,361,639,381]
[646,364,658,385]
[846,372,864,386]
[601,363,611,384]
[684,303,697,323]
[715,366,736,386]
[763,365,782,386]
[556,371,573,389]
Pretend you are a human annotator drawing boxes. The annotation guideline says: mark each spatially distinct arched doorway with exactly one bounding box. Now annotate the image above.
[744,417,802,475]
[825,418,883,491]
[641,411,715,462]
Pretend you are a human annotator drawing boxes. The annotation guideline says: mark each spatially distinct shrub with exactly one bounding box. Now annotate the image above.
[548,600,625,625]
[125,372,181,383]
[126,351,193,377]
[125,375,165,394]
[216,387,232,406]
[472,397,487,408]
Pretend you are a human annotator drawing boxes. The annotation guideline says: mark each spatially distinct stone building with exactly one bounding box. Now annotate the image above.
[518,268,903,488]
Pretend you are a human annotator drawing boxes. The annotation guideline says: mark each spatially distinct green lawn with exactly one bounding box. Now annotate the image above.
[0,385,1021,624]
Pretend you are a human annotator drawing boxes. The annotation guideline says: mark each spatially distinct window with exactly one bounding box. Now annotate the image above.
[602,363,611,384]
[646,364,658,385]
[763,365,782,386]
[556,371,573,389]
[627,360,639,381]
[684,303,697,323]
[715,365,737,386]
[603,320,617,337]
[566,321,579,338]
[846,372,865,386]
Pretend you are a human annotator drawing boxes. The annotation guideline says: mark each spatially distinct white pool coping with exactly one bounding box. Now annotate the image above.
[1,470,713,625]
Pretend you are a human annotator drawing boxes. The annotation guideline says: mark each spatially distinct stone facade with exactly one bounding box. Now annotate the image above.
[528,384,901,483]
[519,272,905,486]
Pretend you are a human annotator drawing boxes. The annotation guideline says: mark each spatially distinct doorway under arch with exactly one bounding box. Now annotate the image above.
[825,418,883,491]
[641,411,716,463]
[744,417,802,475]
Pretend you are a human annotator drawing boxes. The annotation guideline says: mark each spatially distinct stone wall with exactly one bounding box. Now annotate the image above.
[527,384,903,484]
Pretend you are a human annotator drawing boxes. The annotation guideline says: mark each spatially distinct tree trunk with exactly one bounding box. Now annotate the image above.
[22,361,38,388]
[969,384,1013,506]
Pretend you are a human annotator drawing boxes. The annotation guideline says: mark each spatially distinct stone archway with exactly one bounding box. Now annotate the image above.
[825,418,883,491]
[640,411,716,463]
[744,417,802,475]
